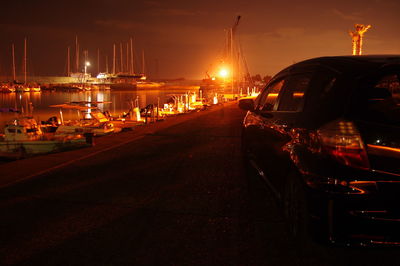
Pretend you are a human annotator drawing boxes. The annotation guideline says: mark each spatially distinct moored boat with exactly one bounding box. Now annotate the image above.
[50,104,118,136]
[0,83,16,93]
[0,117,90,158]
[28,84,41,92]
[15,84,30,92]
[136,81,165,89]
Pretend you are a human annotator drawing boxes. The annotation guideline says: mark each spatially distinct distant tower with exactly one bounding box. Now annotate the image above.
[349,24,371,55]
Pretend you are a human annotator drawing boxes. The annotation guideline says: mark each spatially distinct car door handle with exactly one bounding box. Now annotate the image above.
[274,120,291,131]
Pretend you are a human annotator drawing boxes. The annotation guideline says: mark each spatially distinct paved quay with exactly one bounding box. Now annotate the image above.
[0,104,232,188]
[1,101,400,265]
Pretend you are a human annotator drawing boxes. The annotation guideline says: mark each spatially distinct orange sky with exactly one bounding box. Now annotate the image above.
[0,0,399,79]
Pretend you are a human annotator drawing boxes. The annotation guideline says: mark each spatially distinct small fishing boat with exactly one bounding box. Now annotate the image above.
[50,103,117,136]
[0,117,90,158]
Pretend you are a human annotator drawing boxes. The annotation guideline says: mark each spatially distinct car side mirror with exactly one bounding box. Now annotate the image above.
[238,98,255,111]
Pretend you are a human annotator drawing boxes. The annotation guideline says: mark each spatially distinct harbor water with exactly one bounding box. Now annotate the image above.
[0,86,200,131]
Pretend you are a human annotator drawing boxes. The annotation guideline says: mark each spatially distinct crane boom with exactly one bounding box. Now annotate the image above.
[232,15,241,34]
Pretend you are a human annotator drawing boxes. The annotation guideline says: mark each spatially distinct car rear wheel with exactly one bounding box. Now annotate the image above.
[283,171,316,247]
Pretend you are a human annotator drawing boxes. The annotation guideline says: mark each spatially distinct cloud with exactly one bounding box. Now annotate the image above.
[240,28,352,76]
[275,27,305,38]
[149,8,207,17]
[144,0,162,7]
[94,19,221,44]
[332,8,362,21]
[95,20,145,31]
[253,27,305,40]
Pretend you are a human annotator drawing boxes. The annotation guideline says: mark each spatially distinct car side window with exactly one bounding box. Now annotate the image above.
[277,74,312,111]
[256,79,286,111]
[374,74,400,102]
[361,72,400,124]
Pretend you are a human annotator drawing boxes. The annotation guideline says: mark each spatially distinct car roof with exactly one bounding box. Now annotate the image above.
[277,55,400,76]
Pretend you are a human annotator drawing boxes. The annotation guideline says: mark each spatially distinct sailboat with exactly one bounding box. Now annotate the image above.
[18,38,41,92]
[0,44,17,93]
[105,40,138,90]
[136,49,165,89]
[69,36,85,80]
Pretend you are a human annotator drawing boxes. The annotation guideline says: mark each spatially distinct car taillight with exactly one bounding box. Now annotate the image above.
[317,120,370,170]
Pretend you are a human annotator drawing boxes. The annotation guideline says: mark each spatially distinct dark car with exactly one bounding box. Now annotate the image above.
[239,55,400,246]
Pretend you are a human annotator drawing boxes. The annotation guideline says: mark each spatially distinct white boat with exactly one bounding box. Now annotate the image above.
[50,104,117,136]
[0,117,89,158]
[55,119,115,136]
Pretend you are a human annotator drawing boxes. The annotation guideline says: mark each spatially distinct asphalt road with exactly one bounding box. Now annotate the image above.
[1,102,400,265]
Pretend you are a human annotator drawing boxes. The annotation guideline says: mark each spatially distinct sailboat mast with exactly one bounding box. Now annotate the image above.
[75,36,79,73]
[141,49,145,75]
[84,50,88,64]
[229,16,241,94]
[237,51,240,86]
[12,44,16,82]
[24,38,27,85]
[97,48,100,74]
[126,42,129,74]
[113,44,116,74]
[67,46,70,76]
[230,28,234,94]
[106,55,109,73]
[120,43,123,73]
[130,37,134,75]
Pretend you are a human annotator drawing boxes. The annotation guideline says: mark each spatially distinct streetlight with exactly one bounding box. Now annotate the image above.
[218,67,230,84]
[84,61,90,75]
[219,68,229,78]
[84,61,90,83]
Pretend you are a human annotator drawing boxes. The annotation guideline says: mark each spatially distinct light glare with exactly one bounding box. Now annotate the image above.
[219,68,229,78]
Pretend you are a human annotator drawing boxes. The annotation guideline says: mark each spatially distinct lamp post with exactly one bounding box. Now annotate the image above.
[85,61,90,82]
[218,67,229,85]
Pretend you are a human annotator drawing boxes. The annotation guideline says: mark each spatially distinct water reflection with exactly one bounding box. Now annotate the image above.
[0,87,197,130]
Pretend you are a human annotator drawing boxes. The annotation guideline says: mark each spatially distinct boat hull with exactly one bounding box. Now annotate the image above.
[0,138,89,157]
[56,124,114,136]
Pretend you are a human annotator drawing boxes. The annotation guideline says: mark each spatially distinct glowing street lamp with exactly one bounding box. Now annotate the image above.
[218,68,229,78]
[84,61,90,76]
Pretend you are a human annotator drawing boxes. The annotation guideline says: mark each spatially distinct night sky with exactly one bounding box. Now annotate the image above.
[1,0,399,79]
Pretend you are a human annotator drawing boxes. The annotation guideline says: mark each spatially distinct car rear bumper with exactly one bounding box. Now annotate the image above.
[305,178,400,246]
[328,198,400,246]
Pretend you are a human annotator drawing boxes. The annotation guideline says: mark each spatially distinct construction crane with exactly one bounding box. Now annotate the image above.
[227,16,241,57]
[232,15,241,35]
[203,15,251,94]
